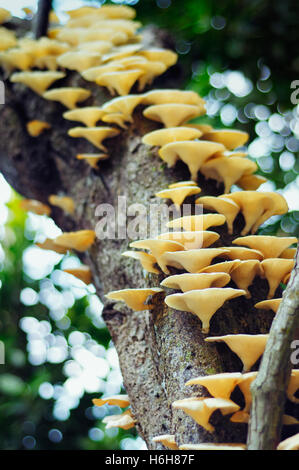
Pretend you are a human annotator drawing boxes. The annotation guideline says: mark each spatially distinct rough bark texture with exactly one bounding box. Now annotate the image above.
[247,247,299,450]
[0,25,294,449]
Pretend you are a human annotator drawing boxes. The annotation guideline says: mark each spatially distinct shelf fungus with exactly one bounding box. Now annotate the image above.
[157,230,220,250]
[232,235,297,259]
[236,174,267,191]
[43,87,92,109]
[54,230,96,252]
[280,247,297,259]
[142,89,205,107]
[202,129,249,150]
[92,394,130,408]
[142,127,202,147]
[162,247,230,274]
[152,435,179,450]
[260,258,295,298]
[129,239,185,274]
[220,191,289,236]
[168,181,198,188]
[229,260,262,298]
[139,48,178,67]
[287,370,299,404]
[26,120,51,137]
[63,107,106,127]
[205,334,269,372]
[165,287,246,333]
[102,409,136,430]
[199,156,257,194]
[199,260,242,276]
[195,196,240,234]
[158,141,225,180]
[76,153,109,169]
[155,185,202,209]
[102,95,143,123]
[143,104,204,129]
[122,251,160,274]
[48,195,75,215]
[221,246,264,261]
[0,8,11,24]
[229,372,257,423]
[96,69,144,96]
[0,48,34,71]
[10,71,66,95]
[254,298,282,313]
[166,214,226,231]
[105,287,163,310]
[161,272,231,291]
[56,51,102,73]
[63,266,92,284]
[68,127,120,151]
[36,238,68,255]
[0,27,17,51]
[20,199,51,216]
[277,433,299,451]
[185,372,242,399]
[172,397,240,433]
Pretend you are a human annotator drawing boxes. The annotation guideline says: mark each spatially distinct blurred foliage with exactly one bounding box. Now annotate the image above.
[0,0,299,450]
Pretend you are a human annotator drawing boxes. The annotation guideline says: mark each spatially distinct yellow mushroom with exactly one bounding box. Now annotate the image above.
[161,272,231,292]
[198,260,242,276]
[221,246,264,261]
[185,372,242,399]
[0,8,11,24]
[172,397,240,433]
[102,95,143,122]
[63,266,92,285]
[157,230,219,250]
[155,186,202,209]
[56,51,102,72]
[63,107,106,127]
[232,235,297,259]
[102,409,136,430]
[20,199,51,216]
[43,87,91,109]
[230,372,258,423]
[143,104,204,129]
[0,27,17,51]
[254,298,282,313]
[165,287,246,333]
[10,70,65,95]
[205,334,268,372]
[162,248,230,274]
[277,433,299,450]
[0,48,34,71]
[55,230,96,252]
[76,153,109,169]
[134,60,167,91]
[82,63,125,82]
[237,174,267,191]
[202,129,249,150]
[260,258,294,298]
[230,260,262,298]
[195,196,240,234]
[48,195,75,215]
[280,248,297,259]
[166,214,226,232]
[152,435,179,450]
[68,127,120,151]
[96,69,144,96]
[102,113,128,129]
[168,181,198,188]
[92,394,130,408]
[36,238,68,255]
[139,48,178,67]
[129,239,185,274]
[122,250,160,274]
[106,287,163,310]
[142,127,202,147]
[142,89,205,107]
[26,120,51,137]
[77,40,112,54]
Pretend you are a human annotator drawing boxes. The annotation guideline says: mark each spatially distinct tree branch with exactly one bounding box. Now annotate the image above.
[33,0,52,39]
[247,246,299,450]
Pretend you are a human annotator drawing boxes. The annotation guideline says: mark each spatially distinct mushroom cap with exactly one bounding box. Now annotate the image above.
[26,120,51,137]
[130,238,185,274]
[122,250,160,274]
[161,272,231,291]
[106,287,163,310]
[142,127,202,147]
[280,247,297,259]
[260,258,295,298]
[198,260,242,275]
[0,27,17,51]
[232,235,297,259]
[92,394,130,408]
[55,230,96,252]
[134,60,167,91]
[102,409,135,430]
[63,266,92,284]
[97,69,144,96]
[10,71,66,95]
[277,433,299,450]
[0,48,34,71]
[68,127,120,151]
[102,113,128,129]
[165,287,246,333]
[142,89,205,106]
[195,196,240,234]
[229,260,262,297]
[179,443,246,450]
[162,247,230,274]
[168,181,198,188]
[166,214,226,231]
[237,174,267,191]
[82,63,125,82]
[57,51,102,72]
[76,153,108,169]
[185,372,243,399]
[254,298,282,313]
[36,238,68,255]
[77,40,112,54]
[101,44,142,62]
[102,94,143,120]
[152,435,179,450]
[221,246,264,261]
[48,195,75,215]
[63,107,106,127]
[157,230,219,250]
[158,141,225,180]
[43,87,91,109]
[155,186,201,208]
[205,334,268,372]
[143,104,204,128]
[20,199,51,216]
[139,48,178,67]
[202,129,249,150]
[234,371,257,414]
[0,8,11,24]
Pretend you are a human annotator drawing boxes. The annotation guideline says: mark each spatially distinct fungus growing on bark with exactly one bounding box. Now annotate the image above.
[26,120,51,137]
[161,272,230,291]
[185,372,242,399]
[232,235,297,259]
[142,127,202,147]
[102,95,143,123]
[254,298,282,313]
[142,89,205,107]
[96,69,144,96]
[195,196,240,234]
[199,260,241,276]
[43,87,92,109]
[68,127,120,151]
[143,104,204,129]
[106,287,163,310]
[139,48,178,67]
[236,174,267,191]
[162,248,230,274]
[179,443,246,450]
[202,129,249,150]
[168,181,198,188]
[152,435,179,450]
[76,153,108,169]
[92,394,130,408]
[287,370,299,404]
[0,8,10,24]
[20,199,51,216]
[165,287,246,333]
[129,239,184,274]
[122,251,160,274]
[172,397,240,432]
[101,44,141,63]
[0,49,34,71]
[157,230,219,249]
[134,61,167,91]
[155,185,202,209]
[229,260,262,298]
[63,107,106,127]
[260,258,294,298]
[56,51,102,72]
[158,141,225,180]
[77,40,112,54]
[0,27,17,51]
[166,214,226,232]
[63,266,92,285]
[277,433,299,451]
[205,334,268,372]
[222,246,264,261]
[55,230,96,252]
[102,409,136,430]
[48,195,75,215]
[280,248,297,259]
[229,372,257,423]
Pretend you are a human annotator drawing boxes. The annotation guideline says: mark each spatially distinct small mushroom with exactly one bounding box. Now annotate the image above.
[0,48,34,71]
[198,260,242,276]
[92,394,130,408]
[63,266,92,284]
[230,260,262,298]
[254,298,282,313]
[152,435,179,450]
[56,51,102,72]
[155,186,202,209]
[122,250,160,274]
[232,235,297,259]
[143,104,204,129]
[139,48,178,67]
[205,334,268,372]
[10,71,66,95]
[185,372,242,399]
[20,199,51,216]
[230,372,257,423]
[55,230,96,252]
[0,27,17,51]
[96,69,144,96]
[129,239,185,274]
[36,238,68,255]
[157,230,219,249]
[76,153,109,169]
[202,129,249,150]
[260,258,294,298]
[166,214,226,231]
[102,409,136,430]
[142,89,205,106]
[195,196,240,234]
[161,272,231,291]
[165,287,246,333]
[162,248,230,274]
[26,120,51,137]
[48,195,75,215]
[102,94,143,122]
[221,246,264,261]
[277,433,299,451]
[172,397,240,432]
[237,174,267,191]
[63,107,106,127]
[142,127,202,147]
[106,287,163,310]
[68,127,120,151]
[43,87,91,109]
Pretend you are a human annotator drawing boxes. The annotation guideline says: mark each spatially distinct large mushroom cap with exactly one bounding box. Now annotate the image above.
[157,230,219,250]
[92,394,130,408]
[185,372,243,399]
[63,107,106,127]
[68,127,120,151]
[166,214,226,231]
[260,258,295,298]
[43,87,91,109]
[10,71,66,95]
[195,196,240,234]
[155,186,201,208]
[55,230,96,252]
[161,272,231,291]
[232,235,297,259]
[202,129,249,150]
[130,238,185,274]
[142,89,205,106]
[142,127,202,147]
[106,287,163,311]
[143,104,204,128]
[162,247,230,274]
